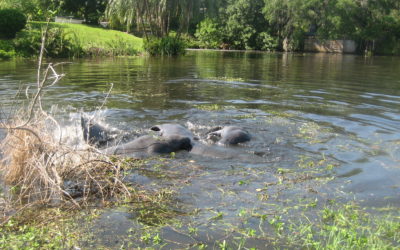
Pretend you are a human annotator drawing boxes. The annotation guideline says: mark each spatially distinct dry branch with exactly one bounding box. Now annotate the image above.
[0,21,132,224]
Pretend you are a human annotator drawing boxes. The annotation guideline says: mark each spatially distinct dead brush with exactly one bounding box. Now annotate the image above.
[1,114,130,208]
[0,22,131,224]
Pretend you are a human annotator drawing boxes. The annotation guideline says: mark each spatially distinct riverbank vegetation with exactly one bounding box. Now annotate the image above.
[2,0,400,58]
[1,2,400,249]
[0,41,141,247]
[98,0,400,55]
[0,21,142,59]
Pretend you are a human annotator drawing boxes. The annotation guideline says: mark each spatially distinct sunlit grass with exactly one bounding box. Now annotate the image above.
[30,22,143,54]
[292,203,400,249]
[56,23,143,50]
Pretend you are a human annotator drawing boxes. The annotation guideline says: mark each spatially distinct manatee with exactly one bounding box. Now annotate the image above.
[150,123,198,142]
[206,126,251,145]
[81,115,119,147]
[102,135,192,157]
[150,123,225,156]
[149,123,256,160]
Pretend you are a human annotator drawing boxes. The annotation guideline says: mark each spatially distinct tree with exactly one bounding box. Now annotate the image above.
[263,0,320,51]
[0,0,59,21]
[219,0,268,50]
[106,0,204,38]
[351,0,400,53]
[0,8,27,39]
[195,18,222,48]
[60,0,107,24]
[106,0,138,32]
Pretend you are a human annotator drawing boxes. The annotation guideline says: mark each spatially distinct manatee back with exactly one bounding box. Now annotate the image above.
[148,135,192,154]
[219,129,251,145]
[210,126,251,145]
[102,135,192,156]
[151,124,195,140]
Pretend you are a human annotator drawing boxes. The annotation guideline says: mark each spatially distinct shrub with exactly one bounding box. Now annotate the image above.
[0,39,14,51]
[105,38,139,56]
[143,36,186,56]
[12,26,42,57]
[181,33,200,49]
[13,24,84,58]
[0,49,15,59]
[0,8,27,39]
[194,18,222,49]
[44,27,83,58]
[256,32,278,51]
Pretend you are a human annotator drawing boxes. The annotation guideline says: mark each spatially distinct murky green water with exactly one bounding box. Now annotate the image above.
[1,51,399,248]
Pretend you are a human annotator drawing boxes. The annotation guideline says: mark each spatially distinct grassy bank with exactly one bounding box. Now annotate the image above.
[44,22,143,53]
[0,22,143,58]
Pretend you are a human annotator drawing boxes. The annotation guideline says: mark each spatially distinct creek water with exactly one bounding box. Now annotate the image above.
[1,51,399,248]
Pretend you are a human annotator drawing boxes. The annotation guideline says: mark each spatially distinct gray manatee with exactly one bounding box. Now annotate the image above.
[207,126,251,145]
[150,124,198,142]
[150,123,221,156]
[81,115,119,147]
[102,135,192,157]
[150,123,258,160]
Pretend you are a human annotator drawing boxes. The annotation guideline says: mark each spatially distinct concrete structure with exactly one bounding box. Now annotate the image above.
[100,22,109,28]
[55,16,84,24]
[304,37,356,53]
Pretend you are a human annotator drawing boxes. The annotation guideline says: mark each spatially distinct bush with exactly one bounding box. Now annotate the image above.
[181,33,200,49]
[0,49,15,59]
[13,24,84,58]
[105,38,139,56]
[143,36,186,56]
[44,28,83,58]
[194,18,222,49]
[0,39,14,51]
[12,26,41,57]
[256,32,278,51]
[0,8,27,39]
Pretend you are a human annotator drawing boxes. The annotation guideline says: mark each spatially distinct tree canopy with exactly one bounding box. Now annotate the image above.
[1,0,399,54]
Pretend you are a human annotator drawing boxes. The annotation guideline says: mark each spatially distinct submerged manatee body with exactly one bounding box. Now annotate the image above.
[102,135,192,157]
[81,119,192,157]
[81,119,259,161]
[207,126,251,145]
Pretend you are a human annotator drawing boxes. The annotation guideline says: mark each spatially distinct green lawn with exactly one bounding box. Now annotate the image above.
[30,22,144,55]
[52,22,143,51]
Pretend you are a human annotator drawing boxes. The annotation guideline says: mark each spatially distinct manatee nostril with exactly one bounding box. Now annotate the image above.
[150,126,161,131]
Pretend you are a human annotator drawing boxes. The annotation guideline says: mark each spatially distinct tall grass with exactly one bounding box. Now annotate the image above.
[143,36,186,56]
